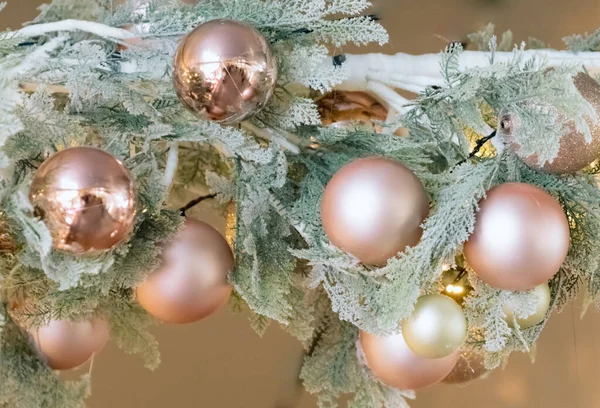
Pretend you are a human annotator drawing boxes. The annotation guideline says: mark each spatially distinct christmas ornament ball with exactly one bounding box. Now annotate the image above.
[137,218,234,324]
[503,282,551,329]
[360,331,459,390]
[29,147,136,253]
[320,157,429,266]
[463,183,569,291]
[401,294,467,359]
[32,318,109,370]
[499,72,600,174]
[173,19,277,125]
[442,349,488,384]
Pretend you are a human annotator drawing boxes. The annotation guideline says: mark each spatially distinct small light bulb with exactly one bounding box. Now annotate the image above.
[445,284,465,295]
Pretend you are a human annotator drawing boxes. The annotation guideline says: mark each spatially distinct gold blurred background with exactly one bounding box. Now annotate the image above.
[4,1,600,407]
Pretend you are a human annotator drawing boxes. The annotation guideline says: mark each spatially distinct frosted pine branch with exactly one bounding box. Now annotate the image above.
[332,50,600,96]
[12,19,136,41]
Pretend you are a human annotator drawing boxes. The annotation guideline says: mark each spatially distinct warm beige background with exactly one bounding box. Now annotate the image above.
[5,1,600,407]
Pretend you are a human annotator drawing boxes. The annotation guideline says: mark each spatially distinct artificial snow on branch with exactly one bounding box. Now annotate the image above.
[11,19,136,41]
[2,1,600,407]
[333,50,600,107]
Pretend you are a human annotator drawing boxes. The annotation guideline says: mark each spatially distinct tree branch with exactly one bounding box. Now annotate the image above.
[331,51,600,94]
[179,194,217,215]
[12,19,135,41]
[456,130,497,166]
[162,142,179,189]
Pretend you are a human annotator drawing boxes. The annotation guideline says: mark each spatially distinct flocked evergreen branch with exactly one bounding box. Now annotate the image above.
[564,27,600,52]
[0,0,599,406]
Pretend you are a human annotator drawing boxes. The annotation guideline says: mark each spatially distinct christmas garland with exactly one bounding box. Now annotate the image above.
[0,1,599,407]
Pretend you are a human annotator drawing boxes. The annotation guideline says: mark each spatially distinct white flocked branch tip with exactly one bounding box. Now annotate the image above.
[331,51,600,107]
[242,122,301,154]
[366,81,411,114]
[10,19,136,41]
[162,141,179,188]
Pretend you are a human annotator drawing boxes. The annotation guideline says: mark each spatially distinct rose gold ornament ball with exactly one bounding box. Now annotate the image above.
[29,147,136,253]
[499,73,600,174]
[360,331,459,390]
[464,183,570,291]
[32,318,109,370]
[442,349,488,384]
[321,157,429,266]
[173,19,277,125]
[137,218,234,324]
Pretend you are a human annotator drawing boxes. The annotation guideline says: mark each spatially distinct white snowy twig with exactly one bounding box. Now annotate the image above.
[333,50,600,95]
[366,81,411,114]
[162,141,179,188]
[242,122,301,154]
[11,19,136,41]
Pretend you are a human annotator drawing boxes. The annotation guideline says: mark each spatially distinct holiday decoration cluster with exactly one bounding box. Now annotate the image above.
[0,0,600,407]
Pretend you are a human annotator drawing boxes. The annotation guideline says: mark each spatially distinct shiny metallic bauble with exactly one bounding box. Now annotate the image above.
[173,19,277,125]
[320,157,429,266]
[360,330,459,390]
[29,147,136,253]
[464,183,570,291]
[137,218,234,324]
[401,294,467,359]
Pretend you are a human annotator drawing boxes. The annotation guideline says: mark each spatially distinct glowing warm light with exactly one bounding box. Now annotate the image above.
[445,284,465,295]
